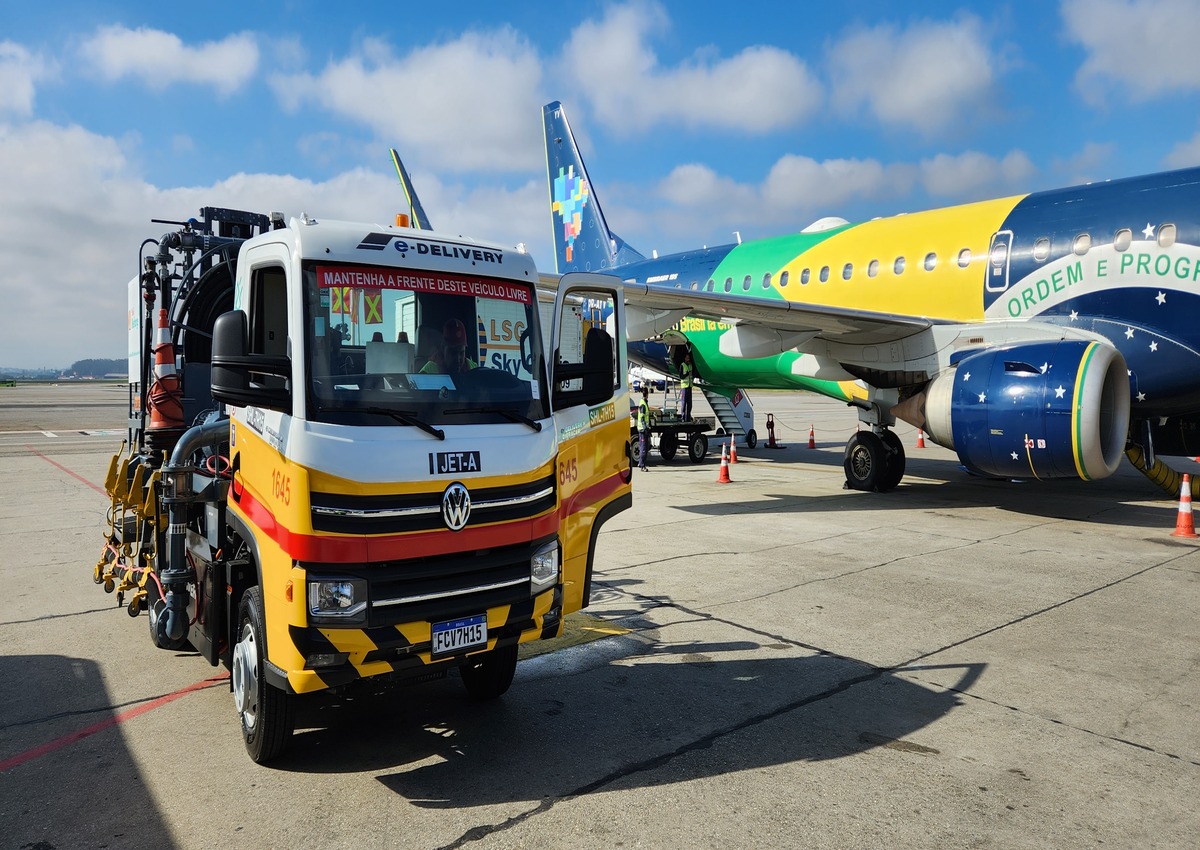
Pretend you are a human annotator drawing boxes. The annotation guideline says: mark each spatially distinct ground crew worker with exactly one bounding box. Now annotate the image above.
[679,351,694,421]
[637,385,650,471]
[420,318,477,374]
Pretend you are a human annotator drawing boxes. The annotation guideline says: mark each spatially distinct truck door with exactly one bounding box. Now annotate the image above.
[550,273,632,615]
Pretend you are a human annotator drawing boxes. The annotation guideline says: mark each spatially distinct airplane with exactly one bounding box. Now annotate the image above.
[541,99,1200,495]
[390,148,433,231]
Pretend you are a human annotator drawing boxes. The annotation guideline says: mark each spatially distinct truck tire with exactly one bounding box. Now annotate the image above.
[232,586,294,763]
[688,432,708,463]
[459,641,518,700]
[659,431,678,461]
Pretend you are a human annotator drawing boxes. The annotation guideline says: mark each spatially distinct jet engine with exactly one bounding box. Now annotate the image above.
[915,340,1130,480]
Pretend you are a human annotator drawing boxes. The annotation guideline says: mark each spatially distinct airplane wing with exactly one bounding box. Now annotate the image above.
[621,281,933,346]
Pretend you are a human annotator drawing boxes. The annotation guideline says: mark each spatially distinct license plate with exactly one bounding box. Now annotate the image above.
[431,613,488,658]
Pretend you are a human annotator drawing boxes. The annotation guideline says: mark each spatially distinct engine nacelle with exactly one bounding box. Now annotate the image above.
[921,340,1130,480]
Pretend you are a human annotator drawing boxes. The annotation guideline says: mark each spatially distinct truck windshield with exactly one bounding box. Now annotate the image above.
[302,262,548,426]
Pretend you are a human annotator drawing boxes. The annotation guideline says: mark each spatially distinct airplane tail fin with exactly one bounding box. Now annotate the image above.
[390,148,433,231]
[542,101,644,273]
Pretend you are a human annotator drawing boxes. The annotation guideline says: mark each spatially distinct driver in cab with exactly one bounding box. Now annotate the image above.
[420,318,477,374]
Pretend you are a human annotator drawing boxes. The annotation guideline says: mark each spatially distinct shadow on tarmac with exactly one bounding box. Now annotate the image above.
[270,636,985,811]
[0,655,178,850]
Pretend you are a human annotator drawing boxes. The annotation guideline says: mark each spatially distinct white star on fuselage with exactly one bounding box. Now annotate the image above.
[1143,222,1155,239]
[1150,341,1158,352]
[1125,327,1135,339]
[1010,451,1019,460]
[963,371,971,382]
[1156,291,1166,305]
[1137,392,1147,401]
[1055,385,1066,398]
[1040,362,1049,373]
[978,392,987,403]
[1069,310,1078,321]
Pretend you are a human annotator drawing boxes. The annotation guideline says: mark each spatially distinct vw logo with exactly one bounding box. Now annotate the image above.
[442,482,471,531]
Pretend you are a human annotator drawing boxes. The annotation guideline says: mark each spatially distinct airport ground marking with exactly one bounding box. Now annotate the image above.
[25,444,106,495]
[0,674,229,772]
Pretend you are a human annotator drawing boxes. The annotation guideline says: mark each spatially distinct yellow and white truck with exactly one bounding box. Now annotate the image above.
[97,206,631,761]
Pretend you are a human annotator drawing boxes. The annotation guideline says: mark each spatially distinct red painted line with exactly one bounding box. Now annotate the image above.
[0,674,228,773]
[25,444,107,496]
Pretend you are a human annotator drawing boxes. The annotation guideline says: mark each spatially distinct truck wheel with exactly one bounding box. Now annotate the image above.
[232,586,294,763]
[688,432,708,463]
[745,429,758,449]
[631,436,641,467]
[659,431,678,461]
[459,641,518,700]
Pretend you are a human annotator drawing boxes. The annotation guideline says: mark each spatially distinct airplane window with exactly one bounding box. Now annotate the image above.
[1073,233,1091,256]
[706,279,714,291]
[724,277,732,292]
[674,282,681,289]
[842,263,853,280]
[1032,237,1050,261]
[1159,223,1177,248]
[819,266,830,283]
[1114,229,1132,251]
[957,248,972,268]
[867,259,879,278]
[924,252,937,271]
[989,243,1008,266]
[800,268,810,285]
[762,272,772,289]
[780,271,789,287]
[690,281,698,290]
[742,275,752,291]
[894,256,906,275]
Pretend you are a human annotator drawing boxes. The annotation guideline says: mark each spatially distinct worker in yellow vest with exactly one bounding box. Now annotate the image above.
[636,385,650,471]
[679,352,694,422]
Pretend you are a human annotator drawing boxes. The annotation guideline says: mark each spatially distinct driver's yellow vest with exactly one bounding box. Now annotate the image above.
[637,399,649,431]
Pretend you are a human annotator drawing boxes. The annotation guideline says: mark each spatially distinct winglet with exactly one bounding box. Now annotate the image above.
[542,101,643,274]
[390,148,432,231]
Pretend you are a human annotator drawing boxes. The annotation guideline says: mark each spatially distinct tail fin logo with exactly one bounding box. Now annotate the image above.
[552,165,589,263]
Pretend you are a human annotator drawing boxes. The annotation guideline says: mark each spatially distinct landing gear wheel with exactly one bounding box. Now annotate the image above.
[146,582,190,651]
[877,430,906,493]
[459,641,519,700]
[688,432,708,463]
[844,431,887,492]
[659,432,678,461]
[233,586,295,763]
[745,429,757,449]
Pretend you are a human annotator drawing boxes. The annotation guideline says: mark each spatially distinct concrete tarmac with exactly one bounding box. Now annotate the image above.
[1,382,1198,849]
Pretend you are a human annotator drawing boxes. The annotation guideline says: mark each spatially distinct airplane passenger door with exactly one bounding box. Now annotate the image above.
[987,230,1013,293]
[549,273,631,616]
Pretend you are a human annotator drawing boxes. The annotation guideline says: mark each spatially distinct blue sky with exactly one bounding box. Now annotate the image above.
[4,0,1200,368]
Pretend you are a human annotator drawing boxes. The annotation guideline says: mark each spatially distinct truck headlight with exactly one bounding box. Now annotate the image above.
[308,577,368,625]
[530,540,560,592]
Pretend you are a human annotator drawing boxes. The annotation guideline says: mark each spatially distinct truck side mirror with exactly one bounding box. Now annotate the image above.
[552,327,615,410]
[211,311,291,411]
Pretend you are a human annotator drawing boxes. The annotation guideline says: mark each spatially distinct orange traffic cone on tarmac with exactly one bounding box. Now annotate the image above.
[729,434,738,463]
[1172,473,1198,538]
[716,442,732,483]
[766,413,785,449]
[807,425,816,449]
[916,429,926,449]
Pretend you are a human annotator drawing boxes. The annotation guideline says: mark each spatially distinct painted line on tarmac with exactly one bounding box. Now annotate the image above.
[25,444,106,496]
[0,674,229,773]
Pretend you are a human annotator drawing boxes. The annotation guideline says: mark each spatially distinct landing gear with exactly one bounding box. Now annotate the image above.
[843,429,905,493]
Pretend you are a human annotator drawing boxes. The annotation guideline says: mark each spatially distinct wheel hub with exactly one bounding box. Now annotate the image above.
[232,624,259,729]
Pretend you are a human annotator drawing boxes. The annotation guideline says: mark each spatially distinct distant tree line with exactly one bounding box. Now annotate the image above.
[69,358,125,378]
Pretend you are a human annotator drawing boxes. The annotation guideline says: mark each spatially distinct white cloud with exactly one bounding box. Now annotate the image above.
[1165,132,1200,169]
[560,1,822,133]
[80,26,258,95]
[0,41,51,116]
[269,31,545,173]
[918,150,1037,199]
[1063,0,1200,104]
[0,122,547,369]
[828,15,999,136]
